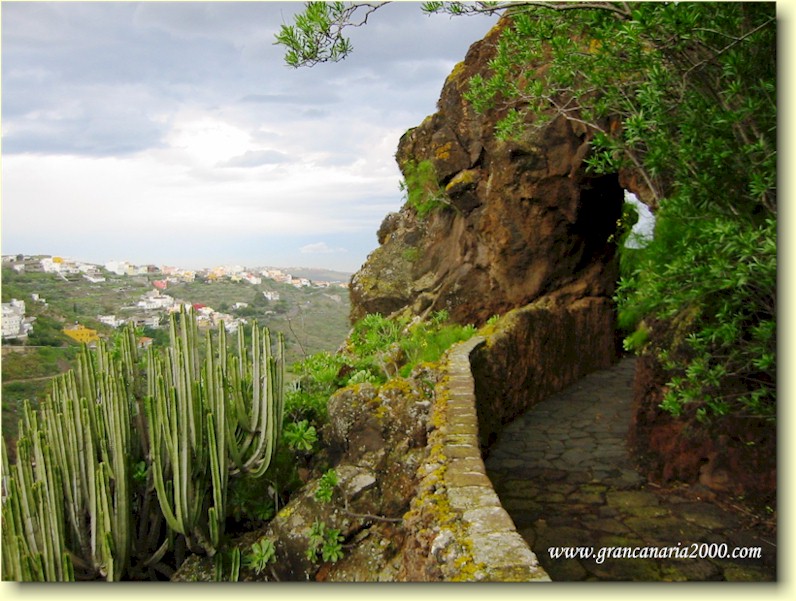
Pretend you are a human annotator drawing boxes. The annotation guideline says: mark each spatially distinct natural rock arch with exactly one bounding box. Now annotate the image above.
[350,22,629,333]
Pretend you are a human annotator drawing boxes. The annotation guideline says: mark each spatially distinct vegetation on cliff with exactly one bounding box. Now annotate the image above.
[286,310,476,429]
[464,1,776,423]
[277,1,776,425]
[3,281,473,581]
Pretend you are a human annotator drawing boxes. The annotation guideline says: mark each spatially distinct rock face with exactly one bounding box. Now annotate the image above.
[629,354,776,508]
[348,17,773,511]
[172,372,436,582]
[350,21,625,326]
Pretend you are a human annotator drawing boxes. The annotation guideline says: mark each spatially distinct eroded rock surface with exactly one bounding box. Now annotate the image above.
[350,20,624,326]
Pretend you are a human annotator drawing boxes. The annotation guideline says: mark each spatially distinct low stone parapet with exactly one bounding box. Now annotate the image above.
[400,336,549,581]
[402,297,617,581]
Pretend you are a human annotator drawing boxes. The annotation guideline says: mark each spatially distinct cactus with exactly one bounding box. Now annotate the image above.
[2,332,139,580]
[144,309,284,555]
[1,410,72,581]
[2,308,285,580]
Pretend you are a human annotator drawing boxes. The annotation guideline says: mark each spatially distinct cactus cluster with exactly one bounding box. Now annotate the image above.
[1,308,284,581]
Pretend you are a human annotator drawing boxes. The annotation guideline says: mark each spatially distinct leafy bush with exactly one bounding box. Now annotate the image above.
[348,313,402,357]
[285,352,347,424]
[396,313,476,377]
[314,468,338,504]
[284,419,318,453]
[305,520,344,564]
[460,2,775,422]
[282,311,476,445]
[618,213,775,420]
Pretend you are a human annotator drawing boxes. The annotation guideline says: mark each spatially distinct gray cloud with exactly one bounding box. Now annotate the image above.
[3,81,173,156]
[1,1,499,272]
[2,2,498,158]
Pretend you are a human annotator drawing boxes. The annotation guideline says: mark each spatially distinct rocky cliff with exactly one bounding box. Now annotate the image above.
[350,21,624,326]
[349,18,775,511]
[175,15,773,583]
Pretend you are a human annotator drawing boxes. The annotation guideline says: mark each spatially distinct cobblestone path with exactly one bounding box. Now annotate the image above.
[484,357,776,581]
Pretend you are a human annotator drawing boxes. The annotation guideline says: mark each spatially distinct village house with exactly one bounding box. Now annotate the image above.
[128,316,161,329]
[62,324,100,345]
[2,299,34,341]
[98,315,125,328]
[137,290,175,311]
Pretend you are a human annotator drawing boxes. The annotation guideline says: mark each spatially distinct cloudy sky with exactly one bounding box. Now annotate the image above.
[1,1,499,272]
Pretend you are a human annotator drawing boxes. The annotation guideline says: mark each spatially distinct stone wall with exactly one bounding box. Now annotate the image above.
[471,296,619,450]
[390,296,618,580]
[396,336,549,581]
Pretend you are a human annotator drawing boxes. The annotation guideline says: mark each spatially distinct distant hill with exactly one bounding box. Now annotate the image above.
[276,267,352,283]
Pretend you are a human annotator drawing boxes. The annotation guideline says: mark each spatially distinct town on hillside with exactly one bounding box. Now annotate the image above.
[1,254,349,345]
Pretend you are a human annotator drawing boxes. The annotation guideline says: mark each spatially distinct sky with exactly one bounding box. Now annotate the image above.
[1,0,500,273]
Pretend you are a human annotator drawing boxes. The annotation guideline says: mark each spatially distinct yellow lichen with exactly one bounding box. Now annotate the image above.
[444,169,478,192]
[449,60,467,82]
[277,504,296,520]
[434,141,453,161]
[380,377,415,397]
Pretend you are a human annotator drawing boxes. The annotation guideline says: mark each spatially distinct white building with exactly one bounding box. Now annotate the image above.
[2,299,33,340]
[98,315,125,328]
[263,291,280,302]
[137,290,175,311]
[40,257,59,273]
[105,260,129,276]
[129,316,160,329]
[2,305,24,339]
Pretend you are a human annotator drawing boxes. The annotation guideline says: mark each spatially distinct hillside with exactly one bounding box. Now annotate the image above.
[1,258,351,443]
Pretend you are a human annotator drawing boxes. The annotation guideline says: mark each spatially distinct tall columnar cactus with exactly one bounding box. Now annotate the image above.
[144,310,284,555]
[2,327,141,581]
[2,309,285,580]
[1,406,73,581]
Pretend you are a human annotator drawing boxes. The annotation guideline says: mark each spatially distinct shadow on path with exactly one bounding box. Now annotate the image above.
[484,357,776,581]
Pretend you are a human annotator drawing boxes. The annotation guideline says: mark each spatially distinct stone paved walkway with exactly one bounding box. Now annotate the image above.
[484,357,777,581]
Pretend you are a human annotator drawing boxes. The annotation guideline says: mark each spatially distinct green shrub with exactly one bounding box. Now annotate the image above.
[399,159,447,218]
[305,520,344,564]
[282,311,476,442]
[314,468,338,504]
[284,419,318,453]
[463,2,775,422]
[244,538,276,575]
[397,314,476,377]
[617,212,775,420]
